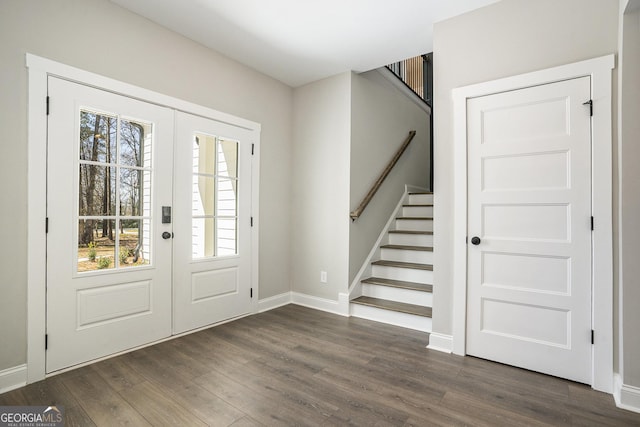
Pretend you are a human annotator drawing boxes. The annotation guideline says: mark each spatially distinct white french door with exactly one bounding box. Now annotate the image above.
[466,77,593,383]
[46,78,254,373]
[46,77,174,372]
[173,112,253,334]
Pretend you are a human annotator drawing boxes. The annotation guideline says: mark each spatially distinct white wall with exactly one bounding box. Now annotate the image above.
[618,1,640,388]
[432,0,618,355]
[0,0,293,371]
[349,71,430,282]
[291,72,352,300]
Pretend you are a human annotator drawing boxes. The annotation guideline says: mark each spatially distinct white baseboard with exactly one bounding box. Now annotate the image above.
[427,332,453,353]
[258,292,292,313]
[614,374,640,414]
[291,292,350,317]
[0,364,27,394]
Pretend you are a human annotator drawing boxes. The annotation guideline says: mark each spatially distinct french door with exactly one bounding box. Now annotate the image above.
[46,77,253,373]
[173,112,253,334]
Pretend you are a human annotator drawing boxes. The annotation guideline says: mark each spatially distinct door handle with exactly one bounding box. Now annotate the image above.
[162,231,173,240]
[471,236,481,245]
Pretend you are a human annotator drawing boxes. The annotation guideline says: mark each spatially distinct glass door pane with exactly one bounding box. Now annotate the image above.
[191,133,238,259]
[77,110,153,272]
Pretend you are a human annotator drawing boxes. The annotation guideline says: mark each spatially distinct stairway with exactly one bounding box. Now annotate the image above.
[350,192,433,332]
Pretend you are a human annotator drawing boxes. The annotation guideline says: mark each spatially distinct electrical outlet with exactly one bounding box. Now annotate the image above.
[320,271,327,283]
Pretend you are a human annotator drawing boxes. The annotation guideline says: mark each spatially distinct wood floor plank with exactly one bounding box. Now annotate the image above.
[163,382,247,427]
[123,342,210,391]
[62,370,151,426]
[445,368,572,425]
[118,381,208,426]
[221,359,341,420]
[90,355,147,392]
[228,416,264,426]
[2,304,639,426]
[4,372,97,427]
[439,390,552,427]
[195,369,329,426]
[64,407,97,427]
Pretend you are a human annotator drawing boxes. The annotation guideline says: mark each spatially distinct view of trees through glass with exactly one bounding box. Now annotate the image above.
[77,110,152,272]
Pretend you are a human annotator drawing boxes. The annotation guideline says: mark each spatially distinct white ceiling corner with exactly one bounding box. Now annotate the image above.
[109,0,499,87]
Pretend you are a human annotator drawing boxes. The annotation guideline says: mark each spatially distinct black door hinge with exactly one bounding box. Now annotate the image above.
[45,334,48,350]
[251,143,255,155]
[45,217,49,233]
[250,217,253,227]
[591,216,594,231]
[250,288,253,298]
[46,96,50,115]
[591,330,594,344]
[583,99,593,116]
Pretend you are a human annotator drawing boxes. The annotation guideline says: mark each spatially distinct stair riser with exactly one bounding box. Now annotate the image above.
[381,248,433,264]
[372,265,433,284]
[403,206,433,217]
[396,219,433,232]
[350,303,432,332]
[362,283,432,306]
[408,194,433,205]
[388,233,433,246]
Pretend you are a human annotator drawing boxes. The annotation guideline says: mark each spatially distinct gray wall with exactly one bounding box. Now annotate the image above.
[349,71,430,283]
[432,0,619,370]
[0,0,293,371]
[291,72,352,300]
[619,2,640,387]
[290,70,431,302]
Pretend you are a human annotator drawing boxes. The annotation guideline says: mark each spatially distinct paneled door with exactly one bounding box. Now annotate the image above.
[172,112,254,334]
[46,77,174,372]
[466,77,592,383]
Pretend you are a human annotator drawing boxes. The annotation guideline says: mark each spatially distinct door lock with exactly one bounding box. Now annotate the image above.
[471,236,481,245]
[162,231,173,240]
[162,206,172,224]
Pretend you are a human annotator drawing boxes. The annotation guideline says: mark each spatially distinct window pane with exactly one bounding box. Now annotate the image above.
[192,217,215,259]
[77,219,115,272]
[193,134,216,175]
[79,164,115,216]
[120,120,149,167]
[217,218,237,256]
[118,219,150,267]
[120,167,142,216]
[217,139,238,178]
[192,175,215,216]
[79,111,116,164]
[217,178,237,217]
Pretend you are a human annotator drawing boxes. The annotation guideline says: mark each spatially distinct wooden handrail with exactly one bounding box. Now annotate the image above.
[350,130,417,221]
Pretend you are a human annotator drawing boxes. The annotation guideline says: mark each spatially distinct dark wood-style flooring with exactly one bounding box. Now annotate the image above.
[1,305,639,426]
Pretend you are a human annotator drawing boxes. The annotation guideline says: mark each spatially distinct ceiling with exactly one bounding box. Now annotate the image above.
[110,0,499,87]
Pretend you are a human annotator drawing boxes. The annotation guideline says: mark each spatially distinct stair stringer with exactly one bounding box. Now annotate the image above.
[348,184,429,301]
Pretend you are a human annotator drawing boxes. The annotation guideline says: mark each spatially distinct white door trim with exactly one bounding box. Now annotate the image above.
[451,54,615,393]
[26,53,261,384]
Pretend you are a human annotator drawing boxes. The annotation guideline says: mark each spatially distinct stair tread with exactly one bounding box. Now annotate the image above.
[380,244,433,252]
[396,216,433,220]
[351,296,432,317]
[372,260,433,270]
[403,204,433,207]
[408,192,433,195]
[362,277,433,292]
[388,230,434,235]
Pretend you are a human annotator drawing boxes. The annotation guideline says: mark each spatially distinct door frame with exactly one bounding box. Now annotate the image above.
[26,53,261,383]
[451,54,614,393]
